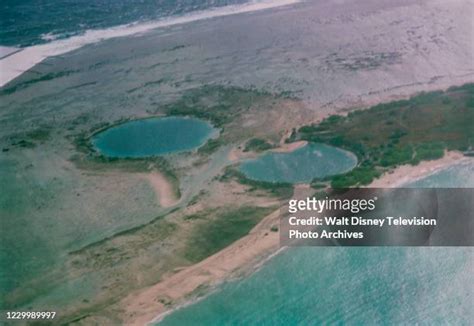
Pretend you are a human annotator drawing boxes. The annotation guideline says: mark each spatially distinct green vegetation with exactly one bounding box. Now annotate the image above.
[220,166,294,199]
[69,85,286,199]
[197,137,225,155]
[243,138,275,152]
[72,140,181,199]
[183,208,216,221]
[0,69,79,95]
[187,190,209,207]
[311,182,328,189]
[411,142,445,165]
[329,166,381,189]
[162,85,270,127]
[71,119,182,198]
[25,128,51,142]
[183,206,274,262]
[69,216,178,265]
[10,139,36,148]
[298,84,474,188]
[5,127,52,150]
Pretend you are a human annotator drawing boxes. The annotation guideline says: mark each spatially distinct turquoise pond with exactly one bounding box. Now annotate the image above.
[238,143,357,183]
[92,117,215,157]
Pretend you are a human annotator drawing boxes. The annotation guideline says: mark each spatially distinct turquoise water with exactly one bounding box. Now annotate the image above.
[92,117,215,157]
[159,162,474,325]
[409,161,474,188]
[160,248,472,325]
[239,143,357,183]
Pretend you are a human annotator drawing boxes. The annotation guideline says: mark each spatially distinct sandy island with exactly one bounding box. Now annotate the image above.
[118,151,472,325]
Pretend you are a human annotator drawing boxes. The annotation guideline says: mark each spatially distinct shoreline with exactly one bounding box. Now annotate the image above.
[4,0,474,322]
[271,140,307,153]
[0,0,301,88]
[368,151,470,188]
[118,151,471,325]
[119,209,282,325]
[228,140,307,162]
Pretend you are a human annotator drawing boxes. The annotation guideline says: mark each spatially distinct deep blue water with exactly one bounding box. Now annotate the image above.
[239,143,357,183]
[92,117,215,157]
[1,0,248,47]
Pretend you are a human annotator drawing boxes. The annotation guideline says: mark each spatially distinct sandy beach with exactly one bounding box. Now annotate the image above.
[369,151,470,188]
[119,209,281,325]
[117,150,471,325]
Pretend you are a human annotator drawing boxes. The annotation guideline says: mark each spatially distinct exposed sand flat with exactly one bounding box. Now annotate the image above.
[368,151,471,188]
[227,147,248,162]
[119,209,281,325]
[271,140,307,153]
[141,172,179,208]
[228,140,308,162]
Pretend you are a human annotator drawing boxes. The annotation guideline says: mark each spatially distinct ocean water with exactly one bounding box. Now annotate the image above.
[1,0,473,319]
[239,143,357,183]
[409,161,474,188]
[92,117,215,157]
[1,0,248,47]
[159,161,474,325]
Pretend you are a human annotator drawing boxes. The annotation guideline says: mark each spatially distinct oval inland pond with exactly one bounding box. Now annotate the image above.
[239,143,357,183]
[92,117,216,157]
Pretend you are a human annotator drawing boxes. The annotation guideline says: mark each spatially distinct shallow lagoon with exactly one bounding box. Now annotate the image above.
[239,143,357,183]
[92,117,215,157]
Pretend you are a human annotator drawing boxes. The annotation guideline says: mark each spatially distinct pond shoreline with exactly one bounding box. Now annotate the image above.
[91,116,216,158]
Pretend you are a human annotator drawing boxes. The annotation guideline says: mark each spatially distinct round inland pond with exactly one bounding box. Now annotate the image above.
[238,143,357,183]
[92,117,216,157]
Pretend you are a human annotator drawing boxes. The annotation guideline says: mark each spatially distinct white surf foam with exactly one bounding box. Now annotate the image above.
[0,0,300,88]
[40,32,63,42]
